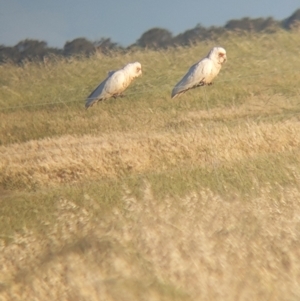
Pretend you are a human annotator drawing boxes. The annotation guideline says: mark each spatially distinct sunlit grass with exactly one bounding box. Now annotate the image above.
[1,30,300,145]
[1,29,300,300]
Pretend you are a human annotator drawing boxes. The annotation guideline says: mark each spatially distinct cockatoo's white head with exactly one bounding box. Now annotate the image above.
[124,62,142,79]
[208,47,227,64]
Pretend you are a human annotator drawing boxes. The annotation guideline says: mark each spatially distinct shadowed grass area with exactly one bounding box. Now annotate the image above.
[1,29,300,300]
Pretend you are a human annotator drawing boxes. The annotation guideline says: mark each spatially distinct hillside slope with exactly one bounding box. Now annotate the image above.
[1,30,300,301]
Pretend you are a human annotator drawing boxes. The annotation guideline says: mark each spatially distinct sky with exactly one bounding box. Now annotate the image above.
[0,0,299,48]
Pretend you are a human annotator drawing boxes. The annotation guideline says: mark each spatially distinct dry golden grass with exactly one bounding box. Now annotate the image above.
[1,29,300,300]
[1,110,300,189]
[1,184,300,301]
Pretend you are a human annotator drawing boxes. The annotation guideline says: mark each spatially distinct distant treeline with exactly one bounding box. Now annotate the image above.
[1,9,300,64]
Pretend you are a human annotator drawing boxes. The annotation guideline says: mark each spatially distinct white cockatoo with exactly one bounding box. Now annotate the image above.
[85,62,142,108]
[171,47,227,98]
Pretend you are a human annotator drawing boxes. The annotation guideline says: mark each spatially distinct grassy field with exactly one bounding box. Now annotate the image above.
[1,29,300,300]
